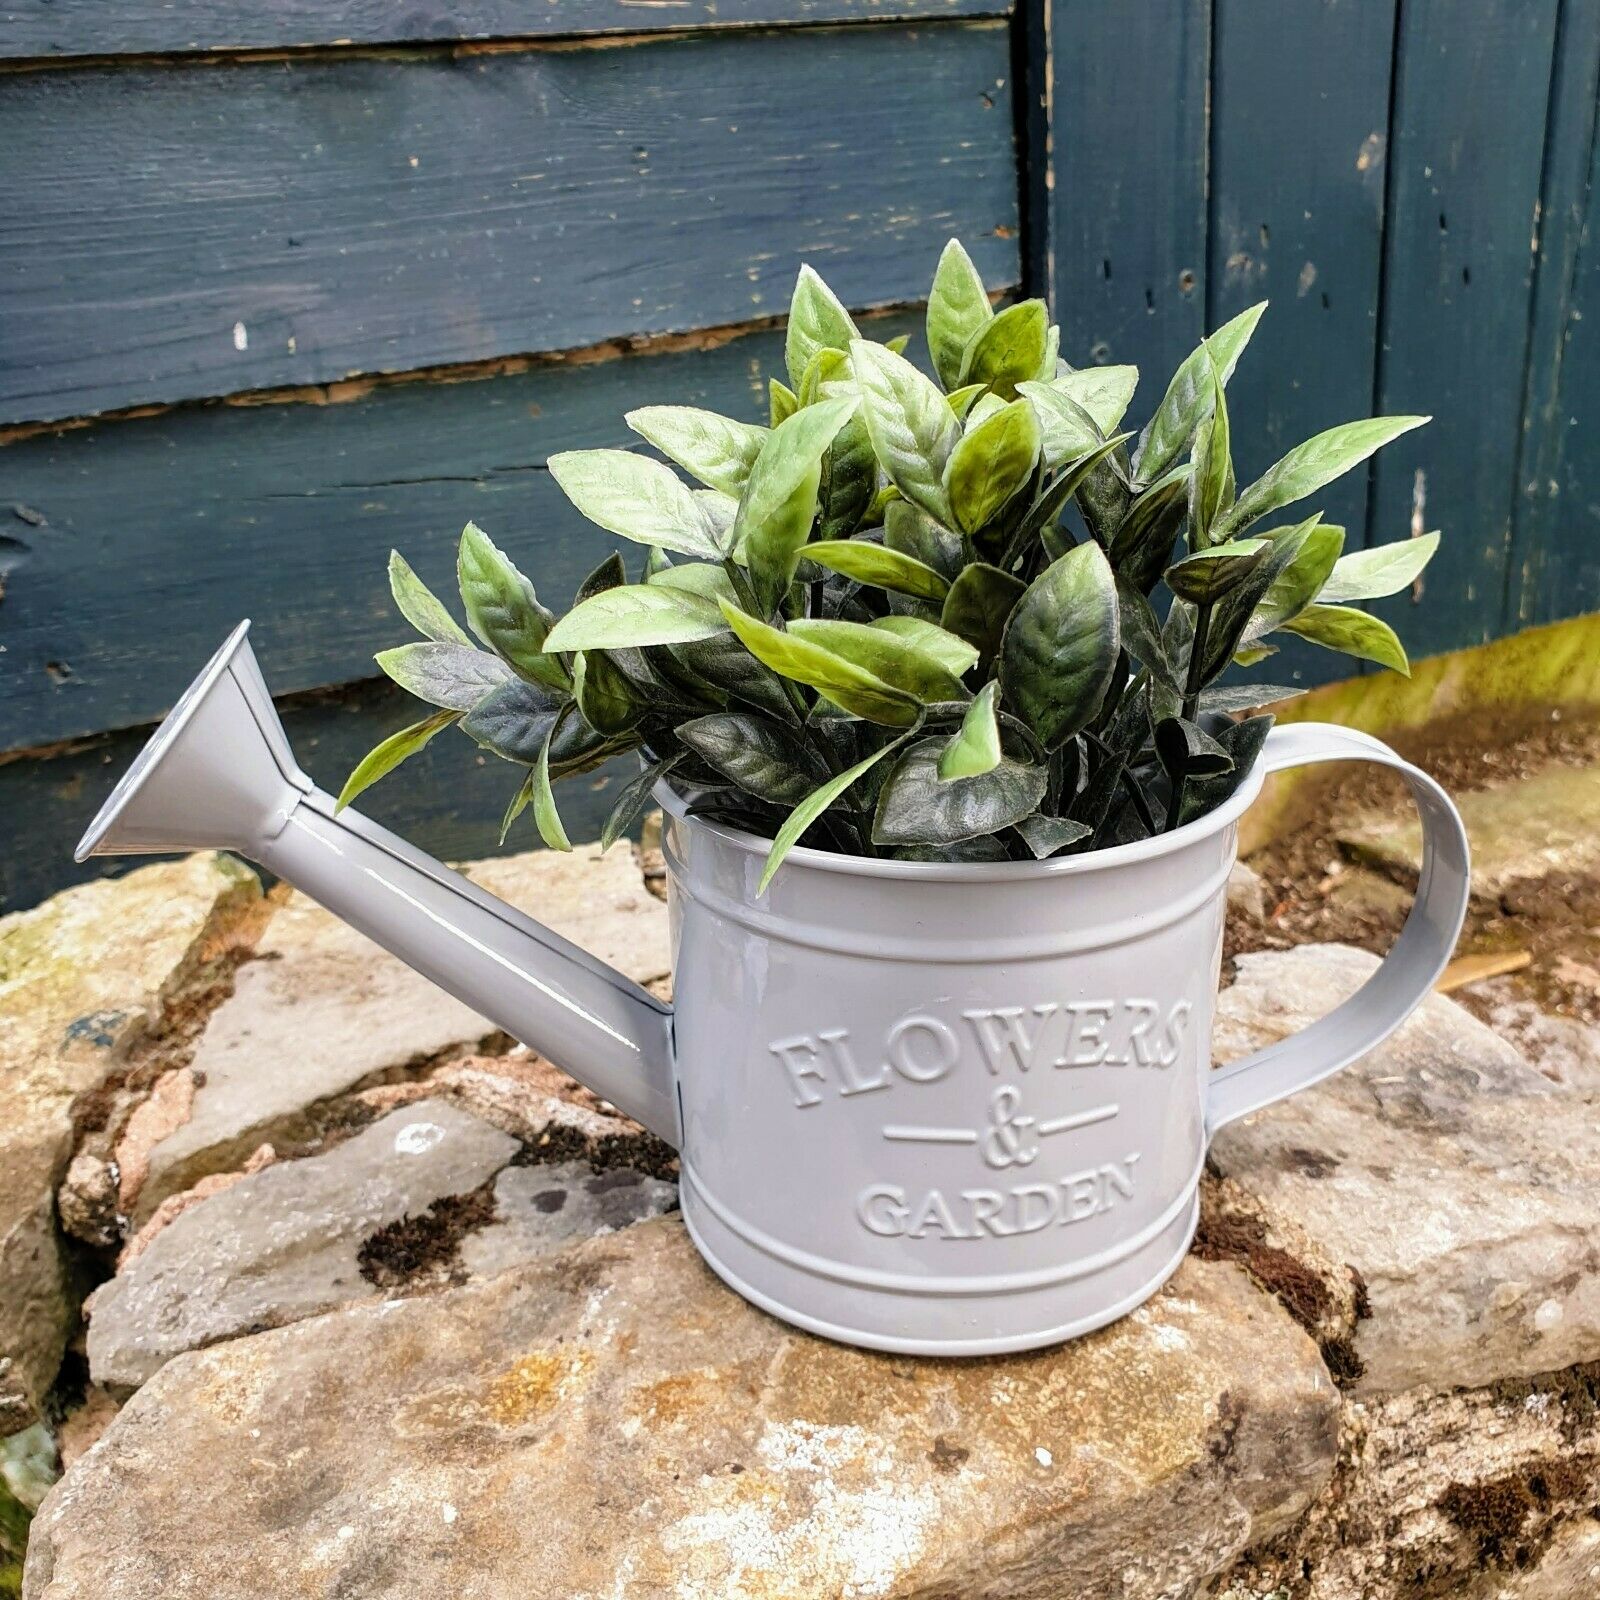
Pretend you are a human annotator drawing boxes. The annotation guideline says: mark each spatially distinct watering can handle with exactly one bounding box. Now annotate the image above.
[1205,721,1471,1137]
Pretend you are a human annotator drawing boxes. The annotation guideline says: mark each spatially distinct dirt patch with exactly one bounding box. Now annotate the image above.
[1437,1456,1596,1564]
[357,1181,499,1290]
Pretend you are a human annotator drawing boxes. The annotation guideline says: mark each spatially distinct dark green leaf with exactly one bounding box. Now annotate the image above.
[459,677,560,762]
[1115,578,1175,686]
[574,551,627,605]
[600,752,684,852]
[572,649,641,734]
[499,766,537,846]
[960,299,1049,399]
[1200,514,1321,679]
[544,584,727,651]
[337,709,458,812]
[1155,717,1234,786]
[389,550,470,646]
[625,405,768,499]
[1279,603,1411,674]
[895,836,1012,862]
[940,562,1026,667]
[999,542,1121,749]
[873,738,1047,844]
[375,641,515,711]
[1165,538,1269,603]
[1108,466,1189,593]
[945,398,1043,535]
[1178,715,1273,824]
[926,238,994,390]
[457,522,568,690]
[1013,814,1092,858]
[678,712,827,805]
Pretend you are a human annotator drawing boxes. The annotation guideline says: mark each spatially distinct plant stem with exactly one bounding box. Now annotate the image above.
[1166,601,1212,832]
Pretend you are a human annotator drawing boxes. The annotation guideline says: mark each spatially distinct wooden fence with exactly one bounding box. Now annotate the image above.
[2,0,1596,906]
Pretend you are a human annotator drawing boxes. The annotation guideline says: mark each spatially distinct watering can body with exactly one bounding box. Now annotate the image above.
[78,623,1470,1356]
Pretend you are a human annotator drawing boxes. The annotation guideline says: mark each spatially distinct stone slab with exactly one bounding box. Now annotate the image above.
[131,843,671,1220]
[25,1221,1339,1600]
[0,853,259,1430]
[1211,944,1600,1397]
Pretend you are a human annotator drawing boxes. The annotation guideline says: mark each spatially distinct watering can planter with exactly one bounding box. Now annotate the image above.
[78,622,1469,1357]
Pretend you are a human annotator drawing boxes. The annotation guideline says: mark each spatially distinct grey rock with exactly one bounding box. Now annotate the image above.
[1212,943,1600,1396]
[26,1223,1338,1600]
[1226,860,1267,923]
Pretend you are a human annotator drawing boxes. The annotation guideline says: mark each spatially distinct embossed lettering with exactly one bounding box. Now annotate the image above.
[1124,1000,1162,1066]
[858,1185,908,1236]
[1160,1000,1193,1066]
[820,1027,890,1096]
[770,1034,825,1108]
[887,1015,960,1084]
[962,1004,1059,1075]
[1055,1001,1115,1068]
[961,1189,1016,1237]
[908,1188,963,1239]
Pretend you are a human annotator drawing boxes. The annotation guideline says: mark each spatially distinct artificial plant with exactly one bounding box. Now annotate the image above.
[345,241,1438,890]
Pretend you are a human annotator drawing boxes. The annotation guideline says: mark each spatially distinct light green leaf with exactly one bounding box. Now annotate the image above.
[533,720,573,851]
[548,448,725,558]
[769,378,798,427]
[944,398,1043,536]
[759,736,909,894]
[926,238,994,390]
[1165,538,1268,604]
[999,541,1120,749]
[337,709,458,812]
[389,550,470,646]
[1280,602,1411,675]
[1247,523,1346,640]
[1188,344,1234,544]
[786,264,860,390]
[959,299,1049,398]
[1051,366,1139,434]
[499,767,537,846]
[867,616,979,676]
[947,382,988,419]
[787,617,968,703]
[571,649,640,735]
[938,681,1002,779]
[849,339,961,524]
[1218,416,1429,537]
[375,642,514,711]
[647,562,739,604]
[804,539,951,601]
[1135,301,1266,486]
[544,585,726,651]
[1016,381,1103,468]
[625,405,768,499]
[719,599,921,725]
[456,522,568,690]
[1319,530,1441,604]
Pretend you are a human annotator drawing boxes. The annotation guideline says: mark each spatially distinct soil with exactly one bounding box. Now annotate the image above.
[1241,704,1600,1031]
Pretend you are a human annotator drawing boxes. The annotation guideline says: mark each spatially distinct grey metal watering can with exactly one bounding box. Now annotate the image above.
[78,622,1469,1356]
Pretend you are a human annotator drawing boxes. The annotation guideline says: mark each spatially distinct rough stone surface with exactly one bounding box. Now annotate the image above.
[24,1221,1339,1600]
[129,844,671,1221]
[1226,860,1267,924]
[1337,763,1600,905]
[1211,944,1600,1397]
[86,1101,518,1393]
[0,853,260,1431]
[1471,974,1600,1094]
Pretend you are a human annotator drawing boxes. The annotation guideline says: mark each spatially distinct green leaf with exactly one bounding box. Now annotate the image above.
[1108,465,1189,593]
[1165,538,1269,603]
[456,522,568,690]
[850,340,962,524]
[804,539,950,601]
[1218,416,1429,537]
[1014,814,1092,858]
[736,396,858,612]
[959,299,1049,398]
[1051,366,1139,434]
[1135,301,1266,486]
[1188,345,1234,544]
[337,709,458,812]
[769,378,798,427]
[548,449,725,558]
[940,561,1026,667]
[459,678,561,762]
[1319,530,1441,604]
[625,405,768,499]
[1016,381,1103,468]
[1178,714,1274,825]
[499,767,537,846]
[600,752,683,852]
[885,333,912,356]
[947,382,988,420]
[759,736,909,893]
[375,641,514,711]
[532,719,572,851]
[926,238,994,390]
[786,264,860,389]
[1200,513,1323,679]
[1247,523,1346,639]
[572,649,640,735]
[807,358,878,542]
[1115,577,1175,686]
[389,550,470,646]
[873,737,1047,845]
[883,499,964,580]
[787,617,969,703]
[1155,716,1234,785]
[1198,683,1301,714]
[544,585,726,651]
[678,712,827,805]
[647,561,740,605]
[937,681,1002,779]
[1280,602,1411,675]
[999,542,1121,749]
[718,599,921,725]
[574,551,627,605]
[866,616,979,676]
[944,398,1043,536]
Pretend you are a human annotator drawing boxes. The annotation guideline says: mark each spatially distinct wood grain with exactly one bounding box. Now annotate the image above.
[0,24,1016,422]
[0,0,1012,59]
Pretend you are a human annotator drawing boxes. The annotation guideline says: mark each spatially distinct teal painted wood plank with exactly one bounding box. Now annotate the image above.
[0,315,918,754]
[0,681,636,914]
[1367,0,1560,660]
[1508,0,1600,629]
[0,24,1017,423]
[1045,0,1209,393]
[0,0,1011,59]
[1207,0,1395,688]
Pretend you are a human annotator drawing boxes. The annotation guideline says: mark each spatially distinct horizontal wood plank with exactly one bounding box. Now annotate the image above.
[0,680,634,913]
[0,316,914,753]
[0,23,1017,423]
[0,0,1011,60]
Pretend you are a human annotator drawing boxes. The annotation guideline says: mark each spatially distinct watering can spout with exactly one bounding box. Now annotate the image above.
[75,622,679,1144]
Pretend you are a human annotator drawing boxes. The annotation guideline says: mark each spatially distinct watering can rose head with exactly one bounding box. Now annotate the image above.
[347,241,1438,888]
